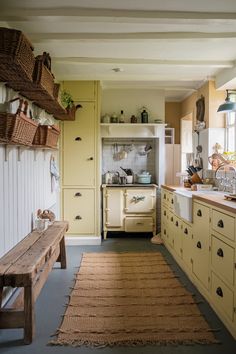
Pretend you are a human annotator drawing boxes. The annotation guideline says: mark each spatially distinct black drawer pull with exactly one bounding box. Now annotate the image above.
[171,198,174,204]
[170,216,173,222]
[75,137,82,141]
[197,241,202,249]
[217,219,224,228]
[88,157,94,161]
[216,287,223,298]
[164,210,166,216]
[164,194,166,199]
[76,104,83,109]
[75,192,82,197]
[217,248,224,257]
[75,215,82,220]
[184,228,188,235]
[175,221,179,227]
[164,229,166,235]
[197,209,202,217]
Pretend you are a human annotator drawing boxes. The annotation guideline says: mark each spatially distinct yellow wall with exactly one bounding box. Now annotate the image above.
[166,81,225,140]
[165,102,181,143]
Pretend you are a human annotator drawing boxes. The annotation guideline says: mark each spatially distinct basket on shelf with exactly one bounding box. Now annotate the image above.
[33,52,55,97]
[0,27,35,82]
[32,124,60,148]
[0,98,38,145]
[54,104,82,121]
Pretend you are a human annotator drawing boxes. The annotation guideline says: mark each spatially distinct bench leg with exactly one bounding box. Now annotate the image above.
[24,286,35,344]
[58,236,67,269]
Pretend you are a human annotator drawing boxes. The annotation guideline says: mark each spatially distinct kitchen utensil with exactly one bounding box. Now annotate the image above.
[137,172,151,184]
[120,167,133,176]
[119,176,127,184]
[126,175,133,184]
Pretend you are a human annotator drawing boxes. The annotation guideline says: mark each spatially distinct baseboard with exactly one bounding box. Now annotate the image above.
[65,236,101,246]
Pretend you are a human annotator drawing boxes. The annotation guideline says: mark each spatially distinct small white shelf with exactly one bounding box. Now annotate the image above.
[100,123,166,138]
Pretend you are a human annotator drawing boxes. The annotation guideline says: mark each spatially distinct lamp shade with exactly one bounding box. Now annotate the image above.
[217,90,236,113]
[217,101,236,113]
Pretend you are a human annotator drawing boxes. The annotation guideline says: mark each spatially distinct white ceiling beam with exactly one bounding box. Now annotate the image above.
[28,32,236,42]
[215,65,236,89]
[1,8,236,21]
[53,57,233,68]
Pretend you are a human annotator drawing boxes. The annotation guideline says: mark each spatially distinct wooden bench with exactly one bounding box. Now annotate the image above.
[0,221,68,344]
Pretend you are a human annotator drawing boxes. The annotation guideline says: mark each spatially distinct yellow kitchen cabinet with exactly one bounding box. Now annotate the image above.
[62,81,96,101]
[63,188,95,234]
[161,186,236,339]
[62,102,95,186]
[61,80,100,240]
[102,185,157,239]
[192,201,210,289]
[173,215,182,258]
[181,221,193,270]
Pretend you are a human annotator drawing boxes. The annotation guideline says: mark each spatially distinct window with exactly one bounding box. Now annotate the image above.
[225,112,236,152]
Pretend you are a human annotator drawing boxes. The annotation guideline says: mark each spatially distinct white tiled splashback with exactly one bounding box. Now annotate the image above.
[102,138,156,183]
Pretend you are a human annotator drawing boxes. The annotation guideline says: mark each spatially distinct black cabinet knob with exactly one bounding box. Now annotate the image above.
[197,209,202,217]
[75,137,82,141]
[175,221,179,227]
[184,228,188,235]
[75,215,82,220]
[216,287,223,298]
[217,248,224,257]
[197,241,202,249]
[170,216,173,222]
[164,210,166,216]
[75,192,82,197]
[88,157,94,161]
[217,219,224,228]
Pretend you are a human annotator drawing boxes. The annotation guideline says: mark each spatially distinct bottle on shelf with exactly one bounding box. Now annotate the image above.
[141,109,148,123]
[119,110,125,123]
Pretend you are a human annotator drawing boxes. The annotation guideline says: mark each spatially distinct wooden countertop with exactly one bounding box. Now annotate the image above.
[161,185,236,214]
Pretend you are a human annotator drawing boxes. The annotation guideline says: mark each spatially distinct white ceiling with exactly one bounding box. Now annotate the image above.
[1,0,236,101]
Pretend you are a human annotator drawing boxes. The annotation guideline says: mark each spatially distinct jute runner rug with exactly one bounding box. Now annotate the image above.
[51,252,219,347]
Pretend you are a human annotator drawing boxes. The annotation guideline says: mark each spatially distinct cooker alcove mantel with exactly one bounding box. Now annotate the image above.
[100,123,166,138]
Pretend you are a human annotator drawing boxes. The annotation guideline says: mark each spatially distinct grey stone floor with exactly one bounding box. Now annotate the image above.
[0,236,236,354]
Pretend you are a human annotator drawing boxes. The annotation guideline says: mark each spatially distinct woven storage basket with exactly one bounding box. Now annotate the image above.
[32,125,60,148]
[0,27,35,82]
[0,99,38,145]
[33,52,54,97]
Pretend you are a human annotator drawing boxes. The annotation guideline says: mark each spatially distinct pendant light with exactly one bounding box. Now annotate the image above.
[217,90,236,113]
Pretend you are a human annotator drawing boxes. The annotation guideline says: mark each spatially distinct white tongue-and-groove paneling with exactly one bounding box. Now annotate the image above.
[0,146,57,257]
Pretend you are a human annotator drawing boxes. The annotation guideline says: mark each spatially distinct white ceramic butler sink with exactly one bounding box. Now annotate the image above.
[173,190,193,222]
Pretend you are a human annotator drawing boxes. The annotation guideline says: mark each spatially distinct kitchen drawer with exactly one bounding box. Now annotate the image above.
[211,272,234,321]
[125,217,154,232]
[63,189,95,234]
[161,189,168,206]
[162,206,168,225]
[124,188,155,213]
[212,209,235,241]
[211,235,234,286]
[193,202,210,231]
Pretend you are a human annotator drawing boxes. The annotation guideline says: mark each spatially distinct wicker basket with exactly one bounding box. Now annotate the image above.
[0,99,38,145]
[0,27,35,82]
[32,125,60,148]
[33,52,54,97]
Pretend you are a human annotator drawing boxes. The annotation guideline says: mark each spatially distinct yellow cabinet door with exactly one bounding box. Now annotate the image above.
[173,215,182,258]
[63,189,95,234]
[192,233,210,289]
[182,222,193,270]
[124,188,155,213]
[62,81,95,101]
[211,272,234,321]
[104,188,123,228]
[62,102,95,186]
